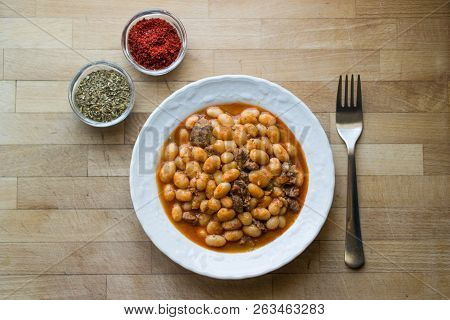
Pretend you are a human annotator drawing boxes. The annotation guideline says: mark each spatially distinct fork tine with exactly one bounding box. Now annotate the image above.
[350,74,354,107]
[356,75,362,110]
[344,75,348,107]
[336,75,342,111]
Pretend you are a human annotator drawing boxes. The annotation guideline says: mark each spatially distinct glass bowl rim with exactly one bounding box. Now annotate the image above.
[68,60,136,128]
[121,8,188,76]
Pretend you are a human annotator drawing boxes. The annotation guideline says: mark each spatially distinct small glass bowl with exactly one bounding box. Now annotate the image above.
[68,61,135,128]
[121,9,188,76]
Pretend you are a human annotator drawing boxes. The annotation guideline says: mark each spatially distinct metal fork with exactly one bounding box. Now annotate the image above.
[336,75,365,269]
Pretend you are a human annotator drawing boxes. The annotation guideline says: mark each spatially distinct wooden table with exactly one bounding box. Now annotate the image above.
[0,0,448,299]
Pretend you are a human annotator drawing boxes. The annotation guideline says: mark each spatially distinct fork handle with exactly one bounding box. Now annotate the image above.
[345,149,365,269]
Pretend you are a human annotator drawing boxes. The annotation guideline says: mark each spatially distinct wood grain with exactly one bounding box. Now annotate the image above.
[0,114,124,144]
[35,0,208,18]
[209,0,356,18]
[320,240,450,273]
[0,275,106,299]
[0,81,15,112]
[0,178,17,209]
[0,0,35,18]
[0,209,147,242]
[355,0,449,18]
[273,273,449,299]
[107,274,272,299]
[333,176,448,208]
[88,145,132,177]
[332,144,423,176]
[319,208,450,241]
[281,81,448,113]
[0,242,152,274]
[18,177,132,209]
[16,81,70,112]
[0,145,87,176]
[423,144,450,175]
[0,0,448,300]
[330,113,449,144]
[214,49,379,81]
[0,18,71,48]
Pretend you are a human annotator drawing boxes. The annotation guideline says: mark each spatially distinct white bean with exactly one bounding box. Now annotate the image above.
[164,142,179,161]
[159,161,176,183]
[205,235,226,247]
[185,114,199,129]
[218,113,234,127]
[206,106,224,118]
[243,225,262,237]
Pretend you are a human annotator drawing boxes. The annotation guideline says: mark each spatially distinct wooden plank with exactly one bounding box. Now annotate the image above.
[0,209,147,242]
[0,242,152,274]
[88,145,132,177]
[332,176,448,208]
[0,18,71,48]
[107,274,272,299]
[0,80,15,112]
[36,0,208,18]
[72,17,126,50]
[396,18,448,50]
[0,275,106,299]
[0,145,88,177]
[281,80,448,113]
[0,49,3,79]
[4,49,87,80]
[332,144,423,176]
[330,113,449,144]
[209,0,355,18]
[319,208,450,241]
[0,113,124,144]
[16,81,69,112]
[18,177,132,209]
[214,49,379,81]
[273,273,449,299]
[320,240,450,273]
[355,0,449,17]
[0,178,16,209]
[380,49,447,81]
[134,81,187,113]
[0,0,36,18]
[423,144,450,175]
[124,112,149,144]
[261,19,396,50]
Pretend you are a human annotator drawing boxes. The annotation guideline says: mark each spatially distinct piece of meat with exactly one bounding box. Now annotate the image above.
[287,198,300,212]
[242,160,259,171]
[230,179,250,213]
[282,184,300,198]
[239,171,250,184]
[234,147,249,168]
[190,118,213,148]
[253,219,267,232]
[231,194,244,213]
[279,162,298,185]
[182,211,198,224]
[239,235,255,247]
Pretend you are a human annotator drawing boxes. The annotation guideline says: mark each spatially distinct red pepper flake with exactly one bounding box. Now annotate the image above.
[128,18,182,70]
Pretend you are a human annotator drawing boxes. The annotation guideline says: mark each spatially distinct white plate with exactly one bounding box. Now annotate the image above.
[130,75,334,279]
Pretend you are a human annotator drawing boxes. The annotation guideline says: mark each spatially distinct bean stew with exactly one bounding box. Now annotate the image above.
[157,103,308,252]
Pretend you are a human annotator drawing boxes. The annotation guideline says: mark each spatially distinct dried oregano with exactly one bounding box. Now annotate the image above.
[75,69,131,122]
